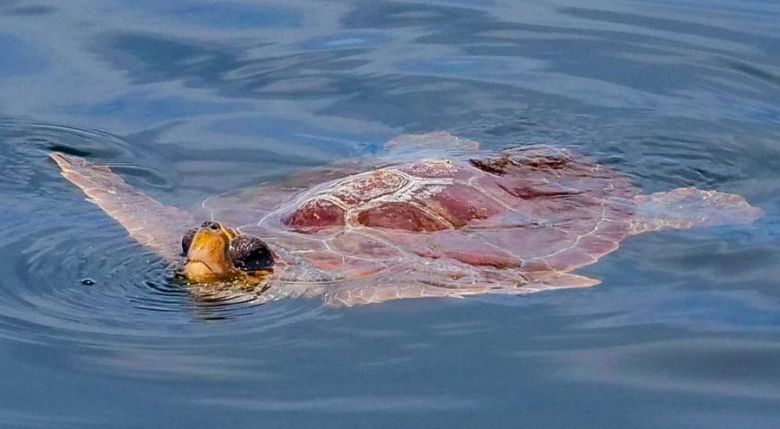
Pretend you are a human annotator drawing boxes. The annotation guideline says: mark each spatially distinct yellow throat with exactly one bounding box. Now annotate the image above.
[182,223,239,283]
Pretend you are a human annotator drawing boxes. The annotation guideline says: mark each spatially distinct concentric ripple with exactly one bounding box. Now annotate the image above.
[0,118,327,347]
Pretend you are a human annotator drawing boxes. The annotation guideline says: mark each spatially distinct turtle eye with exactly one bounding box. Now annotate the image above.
[201,221,221,231]
[229,235,274,271]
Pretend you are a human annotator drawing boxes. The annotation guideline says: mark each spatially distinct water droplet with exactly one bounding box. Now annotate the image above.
[81,278,95,286]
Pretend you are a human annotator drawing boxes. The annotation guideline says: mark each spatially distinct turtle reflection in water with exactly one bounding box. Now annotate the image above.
[50,132,763,306]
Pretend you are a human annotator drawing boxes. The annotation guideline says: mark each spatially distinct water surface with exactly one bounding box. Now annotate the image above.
[1,0,779,427]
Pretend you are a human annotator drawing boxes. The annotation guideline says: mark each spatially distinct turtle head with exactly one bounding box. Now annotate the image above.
[180,221,274,283]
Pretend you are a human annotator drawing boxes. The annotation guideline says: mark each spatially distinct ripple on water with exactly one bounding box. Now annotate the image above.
[0,118,327,347]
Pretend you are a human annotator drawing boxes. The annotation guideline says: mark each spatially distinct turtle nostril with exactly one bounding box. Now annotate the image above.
[202,221,220,231]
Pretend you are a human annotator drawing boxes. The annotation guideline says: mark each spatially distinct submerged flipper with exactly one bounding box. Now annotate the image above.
[631,187,763,235]
[50,153,194,261]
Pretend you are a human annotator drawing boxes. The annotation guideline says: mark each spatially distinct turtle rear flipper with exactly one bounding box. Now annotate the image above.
[631,187,763,235]
[50,153,194,261]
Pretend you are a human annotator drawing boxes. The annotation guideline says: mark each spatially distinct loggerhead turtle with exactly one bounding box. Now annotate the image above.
[50,132,763,306]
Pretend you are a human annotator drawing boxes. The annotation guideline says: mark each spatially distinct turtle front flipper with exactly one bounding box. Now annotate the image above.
[50,153,195,262]
[630,187,763,235]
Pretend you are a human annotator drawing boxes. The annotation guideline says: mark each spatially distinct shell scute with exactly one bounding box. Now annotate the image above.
[544,248,599,272]
[505,146,573,170]
[415,230,523,268]
[579,235,620,255]
[356,202,449,232]
[284,198,345,230]
[329,231,405,259]
[481,227,571,262]
[469,146,574,176]
[398,159,469,179]
[331,170,407,206]
[412,183,504,228]
[494,176,584,200]
[305,251,386,278]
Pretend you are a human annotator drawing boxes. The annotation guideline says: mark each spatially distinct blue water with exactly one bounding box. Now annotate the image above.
[1,1,779,427]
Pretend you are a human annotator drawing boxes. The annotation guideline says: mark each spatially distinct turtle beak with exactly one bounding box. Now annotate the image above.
[181,224,235,282]
[182,260,217,276]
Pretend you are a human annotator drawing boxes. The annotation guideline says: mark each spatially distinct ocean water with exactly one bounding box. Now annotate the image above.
[0,1,779,427]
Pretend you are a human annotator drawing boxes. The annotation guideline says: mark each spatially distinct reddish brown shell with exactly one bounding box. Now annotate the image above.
[208,145,638,285]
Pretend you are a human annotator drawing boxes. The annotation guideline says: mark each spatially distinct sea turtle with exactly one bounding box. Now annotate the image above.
[50,132,763,306]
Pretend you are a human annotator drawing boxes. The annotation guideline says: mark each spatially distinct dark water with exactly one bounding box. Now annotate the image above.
[1,0,779,427]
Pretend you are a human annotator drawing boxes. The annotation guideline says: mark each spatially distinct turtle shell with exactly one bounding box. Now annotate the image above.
[202,144,638,288]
